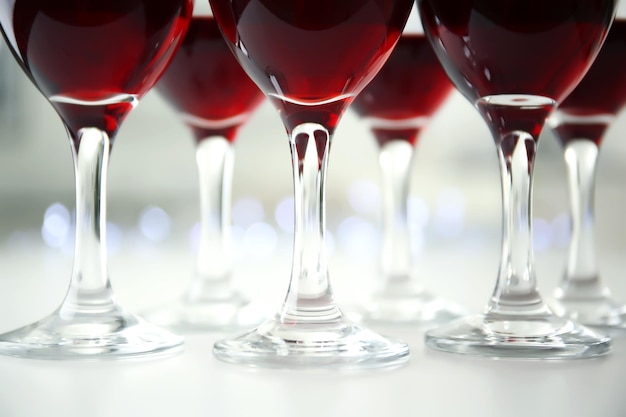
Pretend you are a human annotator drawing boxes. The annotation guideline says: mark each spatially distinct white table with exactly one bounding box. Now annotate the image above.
[0,245,623,417]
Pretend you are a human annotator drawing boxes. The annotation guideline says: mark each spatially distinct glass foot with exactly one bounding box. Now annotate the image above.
[550,296,626,329]
[0,307,184,360]
[425,313,611,359]
[360,290,464,325]
[213,314,409,369]
[144,295,265,332]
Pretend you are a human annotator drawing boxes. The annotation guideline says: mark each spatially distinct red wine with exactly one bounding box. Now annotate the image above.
[417,0,616,105]
[1,0,193,138]
[553,19,626,146]
[209,0,414,132]
[157,16,264,143]
[351,34,453,146]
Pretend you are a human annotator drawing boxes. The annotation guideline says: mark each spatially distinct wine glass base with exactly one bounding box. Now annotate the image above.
[213,315,409,369]
[143,296,265,333]
[360,290,464,326]
[425,313,611,359]
[550,297,626,329]
[0,308,184,360]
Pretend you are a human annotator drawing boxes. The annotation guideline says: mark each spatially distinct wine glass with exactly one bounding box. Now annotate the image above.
[208,0,415,368]
[146,1,265,332]
[0,0,192,359]
[417,0,616,358]
[548,7,626,329]
[350,10,463,325]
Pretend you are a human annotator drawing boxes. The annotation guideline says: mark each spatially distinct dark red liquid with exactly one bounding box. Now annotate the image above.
[157,16,265,142]
[351,34,453,146]
[209,0,414,132]
[553,19,626,146]
[417,0,616,105]
[1,0,192,138]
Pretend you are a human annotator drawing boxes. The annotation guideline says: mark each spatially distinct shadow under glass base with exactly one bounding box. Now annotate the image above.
[359,290,465,326]
[213,314,410,370]
[143,295,265,333]
[0,307,184,360]
[550,296,626,329]
[425,313,611,359]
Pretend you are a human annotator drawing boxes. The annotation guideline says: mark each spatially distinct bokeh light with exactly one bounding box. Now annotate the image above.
[336,216,380,259]
[232,197,265,228]
[274,196,294,233]
[243,222,278,260]
[41,202,71,248]
[533,217,553,252]
[433,187,466,238]
[138,206,171,242]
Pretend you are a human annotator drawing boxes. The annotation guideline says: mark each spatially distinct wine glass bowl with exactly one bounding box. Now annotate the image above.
[208,0,415,368]
[417,0,616,358]
[147,3,266,332]
[0,0,193,359]
[210,0,414,129]
[548,12,626,329]
[349,16,464,325]
[422,0,615,106]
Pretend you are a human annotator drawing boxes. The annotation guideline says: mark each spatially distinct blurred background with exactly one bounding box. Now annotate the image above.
[0,37,625,332]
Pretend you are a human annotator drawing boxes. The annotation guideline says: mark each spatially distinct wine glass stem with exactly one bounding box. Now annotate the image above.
[378,140,415,287]
[60,127,117,317]
[561,139,604,296]
[187,136,235,302]
[280,122,340,322]
[488,131,545,315]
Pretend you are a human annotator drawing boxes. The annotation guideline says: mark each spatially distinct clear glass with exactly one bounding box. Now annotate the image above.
[145,137,260,330]
[545,6,626,329]
[213,123,409,368]
[0,127,184,359]
[0,0,191,359]
[549,135,626,327]
[358,131,464,325]
[424,96,611,358]
[209,0,414,368]
[351,13,464,325]
[550,16,626,329]
[417,0,614,358]
[145,3,265,331]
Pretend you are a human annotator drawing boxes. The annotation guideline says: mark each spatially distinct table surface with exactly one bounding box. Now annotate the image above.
[0,245,624,417]
[0,328,624,417]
